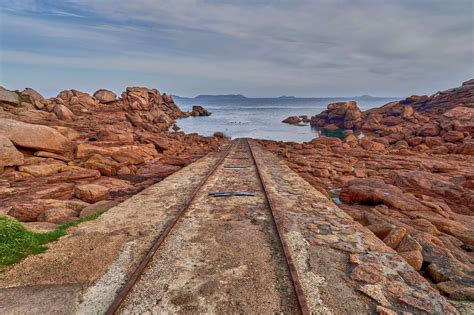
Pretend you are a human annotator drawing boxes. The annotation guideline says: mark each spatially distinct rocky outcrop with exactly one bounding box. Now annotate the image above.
[0,119,73,154]
[0,135,24,169]
[311,101,362,129]
[93,89,117,103]
[260,81,474,302]
[0,86,227,226]
[282,116,301,124]
[189,105,211,116]
[261,135,474,302]
[0,87,20,105]
[74,184,110,203]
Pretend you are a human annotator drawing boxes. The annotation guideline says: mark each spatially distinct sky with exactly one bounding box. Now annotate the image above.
[0,0,473,98]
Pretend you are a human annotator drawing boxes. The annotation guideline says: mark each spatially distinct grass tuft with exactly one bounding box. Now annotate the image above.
[0,211,104,266]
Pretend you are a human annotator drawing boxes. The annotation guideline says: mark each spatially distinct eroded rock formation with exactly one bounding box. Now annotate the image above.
[261,79,474,302]
[0,86,227,227]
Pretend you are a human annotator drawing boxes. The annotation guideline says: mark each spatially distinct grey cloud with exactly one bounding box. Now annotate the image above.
[1,0,472,96]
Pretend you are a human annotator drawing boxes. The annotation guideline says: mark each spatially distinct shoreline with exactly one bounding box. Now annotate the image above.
[1,81,473,310]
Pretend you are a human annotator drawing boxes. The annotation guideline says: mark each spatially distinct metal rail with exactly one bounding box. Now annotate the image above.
[105,141,235,315]
[247,139,310,315]
[106,138,309,314]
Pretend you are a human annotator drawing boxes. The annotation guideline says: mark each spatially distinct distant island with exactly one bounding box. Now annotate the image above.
[172,94,398,101]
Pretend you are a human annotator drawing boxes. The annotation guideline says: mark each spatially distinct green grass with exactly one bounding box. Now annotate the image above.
[0,211,104,266]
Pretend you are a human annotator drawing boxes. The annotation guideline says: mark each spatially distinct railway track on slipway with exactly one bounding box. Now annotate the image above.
[106,138,309,314]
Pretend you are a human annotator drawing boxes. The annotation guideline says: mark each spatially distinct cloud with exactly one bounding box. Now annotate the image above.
[0,0,472,96]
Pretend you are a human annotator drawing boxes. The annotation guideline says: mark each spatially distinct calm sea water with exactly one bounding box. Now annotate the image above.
[173,96,398,142]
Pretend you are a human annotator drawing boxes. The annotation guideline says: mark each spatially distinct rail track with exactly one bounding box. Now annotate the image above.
[106,138,309,314]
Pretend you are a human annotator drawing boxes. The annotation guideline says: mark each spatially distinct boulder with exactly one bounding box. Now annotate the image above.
[459,142,474,155]
[70,89,98,108]
[309,137,342,146]
[142,135,170,151]
[340,178,430,212]
[0,119,73,154]
[111,150,145,165]
[396,234,422,252]
[18,163,64,177]
[83,154,120,176]
[418,123,440,137]
[443,131,464,143]
[383,227,407,249]
[75,143,112,159]
[282,116,301,124]
[93,89,117,103]
[37,208,78,224]
[53,104,75,121]
[399,250,423,271]
[0,87,20,105]
[74,184,110,203]
[159,156,188,166]
[34,151,71,162]
[21,88,44,102]
[311,101,362,129]
[0,135,24,169]
[190,105,211,117]
[8,204,45,222]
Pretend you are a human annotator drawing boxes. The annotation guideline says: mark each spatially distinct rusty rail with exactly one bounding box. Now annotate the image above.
[247,139,310,315]
[105,141,235,314]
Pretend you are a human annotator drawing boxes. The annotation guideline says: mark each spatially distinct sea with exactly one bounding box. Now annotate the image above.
[172,95,398,143]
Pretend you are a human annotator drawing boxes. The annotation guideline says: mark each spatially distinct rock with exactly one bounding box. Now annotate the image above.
[418,123,440,137]
[159,156,188,166]
[46,168,100,183]
[0,135,24,169]
[399,250,423,270]
[117,165,131,175]
[18,163,65,177]
[323,123,338,131]
[35,183,75,200]
[74,184,110,203]
[53,126,80,141]
[396,234,422,252]
[401,105,414,118]
[83,154,120,176]
[0,87,20,105]
[34,151,71,162]
[190,105,211,116]
[344,134,357,143]
[0,119,73,154]
[70,89,98,108]
[443,106,474,120]
[459,142,474,155]
[37,208,78,224]
[443,131,464,143]
[424,136,443,148]
[79,200,119,217]
[75,143,112,159]
[340,178,429,212]
[93,89,117,103]
[309,137,342,146]
[21,88,44,103]
[53,104,75,121]
[383,227,407,249]
[282,116,301,124]
[8,204,46,222]
[360,140,386,151]
[437,281,474,300]
[311,101,362,129]
[111,150,145,165]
